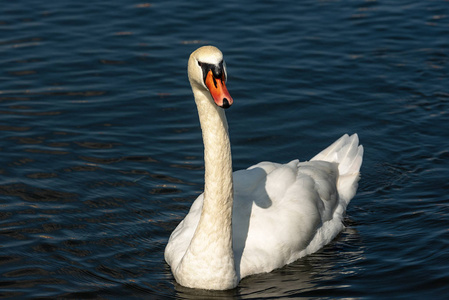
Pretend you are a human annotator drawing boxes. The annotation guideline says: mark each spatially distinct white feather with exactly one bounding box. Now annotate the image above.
[165,46,364,290]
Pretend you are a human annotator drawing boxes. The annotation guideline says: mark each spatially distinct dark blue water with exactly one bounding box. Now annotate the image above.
[1,0,448,298]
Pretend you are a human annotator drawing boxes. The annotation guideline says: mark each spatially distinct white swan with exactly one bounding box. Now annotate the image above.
[165,46,364,290]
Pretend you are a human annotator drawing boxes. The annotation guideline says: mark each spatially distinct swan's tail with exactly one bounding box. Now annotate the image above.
[311,134,364,205]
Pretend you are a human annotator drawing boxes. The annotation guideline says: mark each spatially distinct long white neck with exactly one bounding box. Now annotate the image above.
[174,88,237,290]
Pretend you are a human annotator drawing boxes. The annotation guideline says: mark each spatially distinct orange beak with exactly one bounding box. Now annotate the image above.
[205,70,233,109]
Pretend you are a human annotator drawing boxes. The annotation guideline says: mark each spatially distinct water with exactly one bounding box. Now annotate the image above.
[1,0,448,298]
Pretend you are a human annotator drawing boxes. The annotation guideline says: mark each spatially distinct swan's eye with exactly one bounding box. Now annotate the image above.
[198,61,226,84]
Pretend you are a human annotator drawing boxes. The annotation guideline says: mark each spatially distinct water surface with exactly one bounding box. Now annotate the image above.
[1,1,448,299]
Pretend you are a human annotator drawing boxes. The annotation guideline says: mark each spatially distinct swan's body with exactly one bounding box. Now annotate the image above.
[165,46,363,290]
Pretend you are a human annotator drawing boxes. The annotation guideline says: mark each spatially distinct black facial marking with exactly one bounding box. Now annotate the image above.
[198,60,225,84]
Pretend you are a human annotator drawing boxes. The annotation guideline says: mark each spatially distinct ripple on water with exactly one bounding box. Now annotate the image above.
[1,0,449,298]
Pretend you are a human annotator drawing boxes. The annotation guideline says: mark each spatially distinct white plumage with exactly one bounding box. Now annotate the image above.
[165,46,363,290]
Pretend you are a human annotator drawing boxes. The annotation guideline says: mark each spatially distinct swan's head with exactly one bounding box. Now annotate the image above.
[188,46,233,109]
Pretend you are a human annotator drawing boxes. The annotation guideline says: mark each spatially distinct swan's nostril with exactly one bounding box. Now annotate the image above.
[222,98,230,109]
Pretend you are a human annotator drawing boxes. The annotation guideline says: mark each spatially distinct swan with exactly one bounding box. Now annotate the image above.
[164,46,363,290]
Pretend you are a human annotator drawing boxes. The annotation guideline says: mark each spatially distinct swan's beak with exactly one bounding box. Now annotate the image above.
[205,70,233,109]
